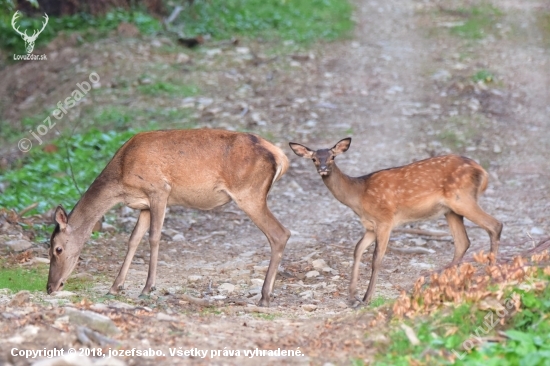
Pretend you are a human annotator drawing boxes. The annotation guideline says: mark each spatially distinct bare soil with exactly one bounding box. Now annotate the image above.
[0,0,549,365]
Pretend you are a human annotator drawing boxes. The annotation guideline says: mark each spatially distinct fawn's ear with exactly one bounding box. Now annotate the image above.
[289,142,314,159]
[331,137,351,155]
[54,205,68,231]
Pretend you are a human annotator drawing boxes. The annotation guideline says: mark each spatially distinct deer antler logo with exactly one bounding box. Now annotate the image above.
[11,11,49,54]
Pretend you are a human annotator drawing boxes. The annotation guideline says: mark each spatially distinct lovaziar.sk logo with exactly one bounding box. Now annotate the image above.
[11,10,48,61]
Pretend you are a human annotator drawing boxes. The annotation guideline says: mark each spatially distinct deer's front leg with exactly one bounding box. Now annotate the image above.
[349,231,376,304]
[109,210,150,295]
[362,225,392,304]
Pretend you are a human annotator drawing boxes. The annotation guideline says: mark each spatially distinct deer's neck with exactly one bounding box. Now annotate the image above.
[67,175,122,244]
[322,164,363,213]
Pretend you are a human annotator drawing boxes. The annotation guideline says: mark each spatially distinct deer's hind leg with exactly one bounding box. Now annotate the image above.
[445,211,470,264]
[450,197,502,263]
[229,183,290,307]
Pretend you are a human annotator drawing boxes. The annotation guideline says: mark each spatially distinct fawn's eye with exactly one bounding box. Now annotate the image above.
[55,247,63,254]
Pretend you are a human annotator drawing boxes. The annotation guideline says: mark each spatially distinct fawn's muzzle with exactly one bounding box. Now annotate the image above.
[318,165,329,175]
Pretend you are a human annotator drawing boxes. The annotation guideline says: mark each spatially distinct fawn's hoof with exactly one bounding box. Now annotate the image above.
[349,295,366,308]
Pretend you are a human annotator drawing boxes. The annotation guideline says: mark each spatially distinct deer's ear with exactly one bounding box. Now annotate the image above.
[331,138,351,155]
[289,142,314,159]
[54,205,68,231]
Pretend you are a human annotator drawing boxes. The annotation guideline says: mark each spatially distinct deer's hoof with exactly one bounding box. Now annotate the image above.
[258,297,270,307]
[349,296,366,308]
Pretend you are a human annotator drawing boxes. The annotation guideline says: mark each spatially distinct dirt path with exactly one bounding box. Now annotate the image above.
[1,0,549,365]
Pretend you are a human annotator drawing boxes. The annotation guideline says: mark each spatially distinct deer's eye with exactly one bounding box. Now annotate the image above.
[312,158,318,162]
[55,247,63,254]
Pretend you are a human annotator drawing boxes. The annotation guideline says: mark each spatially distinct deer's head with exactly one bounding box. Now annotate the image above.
[11,11,48,54]
[289,138,351,176]
[47,206,82,294]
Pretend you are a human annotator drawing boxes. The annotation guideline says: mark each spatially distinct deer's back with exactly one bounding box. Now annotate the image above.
[108,129,287,209]
[358,155,488,222]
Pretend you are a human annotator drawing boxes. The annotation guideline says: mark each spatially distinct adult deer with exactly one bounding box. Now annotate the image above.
[11,11,49,54]
[289,138,502,305]
[47,129,290,307]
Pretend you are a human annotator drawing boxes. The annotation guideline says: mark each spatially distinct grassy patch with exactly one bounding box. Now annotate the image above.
[137,81,199,97]
[253,312,279,320]
[0,264,48,292]
[448,5,503,40]
[91,105,194,130]
[472,69,494,83]
[374,266,550,365]
[0,7,161,54]
[200,307,222,316]
[438,129,464,150]
[535,12,550,48]
[64,276,94,293]
[437,115,489,151]
[368,296,389,308]
[178,0,353,43]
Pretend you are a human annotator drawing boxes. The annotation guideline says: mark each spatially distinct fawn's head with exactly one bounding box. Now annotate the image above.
[47,206,81,294]
[289,138,351,176]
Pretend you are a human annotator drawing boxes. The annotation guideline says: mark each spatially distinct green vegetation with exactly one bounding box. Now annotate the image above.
[374,272,550,365]
[472,69,494,83]
[536,12,550,48]
[0,264,48,292]
[179,0,353,43]
[0,259,95,299]
[437,115,489,151]
[253,312,279,320]
[137,81,199,97]
[438,129,464,150]
[368,296,388,308]
[64,275,94,293]
[1,0,353,54]
[1,102,195,145]
[200,307,223,316]
[0,7,161,54]
[0,128,138,213]
[449,5,503,40]
[0,101,198,215]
